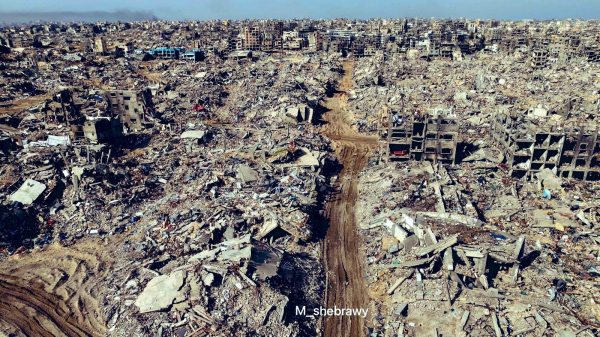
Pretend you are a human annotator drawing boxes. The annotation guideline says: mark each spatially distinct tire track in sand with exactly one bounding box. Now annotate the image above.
[321,61,377,337]
[0,243,109,337]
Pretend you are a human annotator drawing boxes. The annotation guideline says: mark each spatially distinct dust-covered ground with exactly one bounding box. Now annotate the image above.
[321,61,378,337]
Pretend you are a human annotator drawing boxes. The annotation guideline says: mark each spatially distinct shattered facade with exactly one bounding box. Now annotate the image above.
[103,89,150,131]
[386,108,459,164]
[492,110,600,181]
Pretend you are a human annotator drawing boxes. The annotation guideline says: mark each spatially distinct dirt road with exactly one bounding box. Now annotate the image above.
[321,61,377,337]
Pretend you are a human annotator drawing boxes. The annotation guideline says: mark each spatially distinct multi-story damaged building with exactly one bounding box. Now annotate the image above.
[42,89,124,143]
[492,106,600,181]
[307,31,322,52]
[531,48,549,69]
[585,45,600,63]
[260,21,283,52]
[92,36,107,55]
[149,48,185,59]
[44,89,84,124]
[385,107,459,164]
[47,89,150,142]
[70,118,123,143]
[243,26,261,51]
[99,89,152,131]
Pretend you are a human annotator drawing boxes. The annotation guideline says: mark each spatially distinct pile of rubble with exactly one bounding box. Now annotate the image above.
[356,160,600,336]
[0,44,345,336]
[2,16,600,337]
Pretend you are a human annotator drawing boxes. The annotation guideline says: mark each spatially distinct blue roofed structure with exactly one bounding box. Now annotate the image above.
[148,48,185,59]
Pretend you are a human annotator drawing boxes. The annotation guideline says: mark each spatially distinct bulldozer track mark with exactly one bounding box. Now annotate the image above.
[321,61,377,337]
[0,243,110,337]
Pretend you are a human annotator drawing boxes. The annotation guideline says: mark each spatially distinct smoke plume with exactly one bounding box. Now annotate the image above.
[0,10,158,24]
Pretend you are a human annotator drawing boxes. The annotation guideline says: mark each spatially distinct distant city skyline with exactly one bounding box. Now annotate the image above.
[0,0,600,23]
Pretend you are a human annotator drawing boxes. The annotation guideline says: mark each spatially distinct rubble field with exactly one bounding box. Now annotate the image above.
[1,46,346,337]
[1,16,600,337]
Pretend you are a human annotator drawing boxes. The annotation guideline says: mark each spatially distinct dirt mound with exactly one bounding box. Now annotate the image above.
[0,242,110,337]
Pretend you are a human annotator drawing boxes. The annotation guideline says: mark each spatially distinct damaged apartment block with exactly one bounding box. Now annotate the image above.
[385,107,459,164]
[531,48,549,69]
[44,89,121,143]
[492,104,600,181]
[45,88,152,143]
[95,89,153,132]
[70,118,123,143]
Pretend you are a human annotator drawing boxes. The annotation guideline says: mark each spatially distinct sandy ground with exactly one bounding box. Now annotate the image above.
[321,61,378,337]
[0,95,50,117]
[0,240,117,337]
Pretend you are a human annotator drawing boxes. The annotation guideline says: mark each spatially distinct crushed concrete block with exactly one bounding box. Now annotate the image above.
[135,271,186,313]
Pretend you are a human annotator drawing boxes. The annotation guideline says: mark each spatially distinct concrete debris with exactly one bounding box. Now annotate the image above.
[135,271,186,313]
[238,165,259,184]
[415,234,458,257]
[1,15,600,337]
[179,130,206,140]
[9,179,46,205]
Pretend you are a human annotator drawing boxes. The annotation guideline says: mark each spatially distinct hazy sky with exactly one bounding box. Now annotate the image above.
[2,0,600,22]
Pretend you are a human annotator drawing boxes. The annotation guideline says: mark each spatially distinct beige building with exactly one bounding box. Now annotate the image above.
[103,90,149,131]
[93,37,107,55]
[244,27,261,51]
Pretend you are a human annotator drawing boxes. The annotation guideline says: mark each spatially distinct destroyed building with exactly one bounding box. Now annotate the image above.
[70,117,123,143]
[531,48,549,69]
[44,88,83,124]
[492,108,600,181]
[101,89,152,131]
[1,15,600,337]
[385,108,459,164]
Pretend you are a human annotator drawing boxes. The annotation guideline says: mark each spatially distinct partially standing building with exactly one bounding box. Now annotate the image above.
[101,89,152,131]
[386,107,459,164]
[491,106,600,181]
